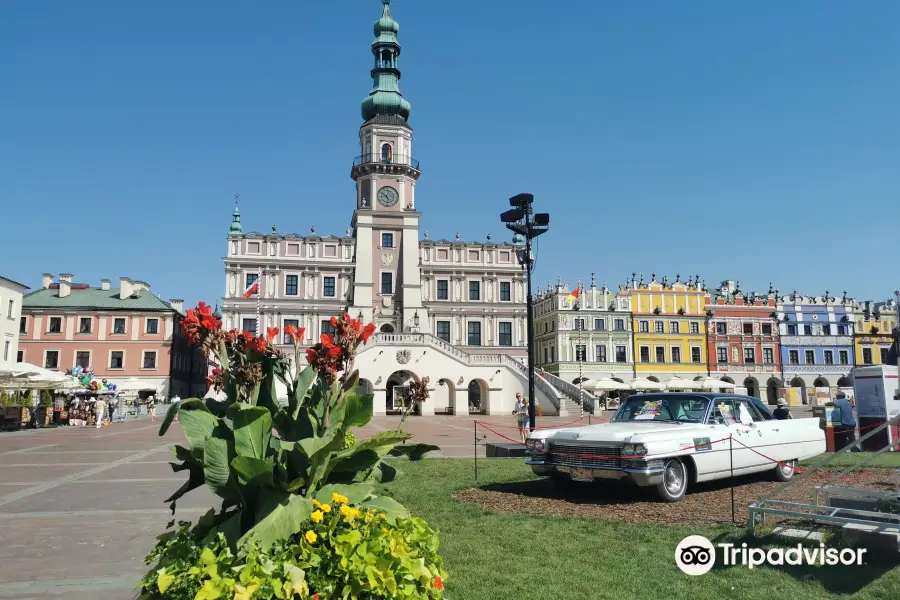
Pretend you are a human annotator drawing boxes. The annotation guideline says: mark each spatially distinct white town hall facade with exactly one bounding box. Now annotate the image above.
[219,1,588,416]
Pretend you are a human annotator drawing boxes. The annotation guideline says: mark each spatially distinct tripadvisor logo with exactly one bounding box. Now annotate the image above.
[675,535,867,576]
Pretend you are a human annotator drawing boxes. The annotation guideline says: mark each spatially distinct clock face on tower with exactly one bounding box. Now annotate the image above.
[377,186,399,207]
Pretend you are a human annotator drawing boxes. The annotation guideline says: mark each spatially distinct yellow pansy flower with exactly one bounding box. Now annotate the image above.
[320,503,332,513]
[339,505,360,521]
[332,492,349,505]
[305,530,317,544]
[312,499,322,508]
[311,510,324,523]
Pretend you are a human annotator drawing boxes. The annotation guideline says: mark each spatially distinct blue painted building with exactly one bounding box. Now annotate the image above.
[776,290,857,401]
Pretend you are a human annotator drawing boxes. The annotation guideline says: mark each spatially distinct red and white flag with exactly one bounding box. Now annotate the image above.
[242,278,260,299]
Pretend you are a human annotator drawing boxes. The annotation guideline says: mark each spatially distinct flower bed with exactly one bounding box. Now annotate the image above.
[137,304,444,600]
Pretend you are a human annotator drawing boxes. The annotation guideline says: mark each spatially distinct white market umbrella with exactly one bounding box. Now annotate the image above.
[629,377,665,391]
[120,377,160,392]
[666,376,699,391]
[698,377,736,391]
[585,378,630,392]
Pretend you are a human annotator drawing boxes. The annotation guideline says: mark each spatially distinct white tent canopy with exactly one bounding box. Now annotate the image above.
[629,378,665,391]
[120,377,160,392]
[584,378,630,392]
[665,376,699,391]
[697,377,736,391]
[0,363,80,390]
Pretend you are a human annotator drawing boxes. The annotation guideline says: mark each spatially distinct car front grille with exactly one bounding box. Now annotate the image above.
[547,443,622,469]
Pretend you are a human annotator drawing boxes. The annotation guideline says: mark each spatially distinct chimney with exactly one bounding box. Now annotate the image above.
[119,277,135,300]
[101,279,111,291]
[42,273,53,289]
[169,299,184,314]
[59,273,73,298]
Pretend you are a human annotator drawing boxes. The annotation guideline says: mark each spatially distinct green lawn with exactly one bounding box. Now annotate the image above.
[381,459,900,600]
[802,452,900,469]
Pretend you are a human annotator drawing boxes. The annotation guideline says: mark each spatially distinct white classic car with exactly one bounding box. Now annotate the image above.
[525,393,825,502]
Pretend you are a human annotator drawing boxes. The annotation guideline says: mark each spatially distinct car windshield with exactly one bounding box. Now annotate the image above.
[613,395,710,423]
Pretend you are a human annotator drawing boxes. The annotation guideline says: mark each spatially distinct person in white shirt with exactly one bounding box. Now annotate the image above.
[171,394,181,421]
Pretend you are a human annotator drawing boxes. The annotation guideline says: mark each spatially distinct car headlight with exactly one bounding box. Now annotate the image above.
[623,443,647,456]
[527,439,546,454]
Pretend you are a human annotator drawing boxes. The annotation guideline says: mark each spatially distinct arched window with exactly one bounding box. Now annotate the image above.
[381,143,393,163]
[380,324,395,333]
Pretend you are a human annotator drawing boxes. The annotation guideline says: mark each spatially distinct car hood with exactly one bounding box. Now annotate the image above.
[535,421,708,444]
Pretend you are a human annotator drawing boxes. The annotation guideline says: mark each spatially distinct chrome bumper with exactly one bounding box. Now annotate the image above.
[526,457,664,487]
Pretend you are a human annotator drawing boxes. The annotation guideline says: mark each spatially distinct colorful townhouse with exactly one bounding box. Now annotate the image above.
[853,298,898,366]
[629,273,709,382]
[20,274,209,398]
[776,290,855,404]
[705,281,781,404]
[534,276,634,384]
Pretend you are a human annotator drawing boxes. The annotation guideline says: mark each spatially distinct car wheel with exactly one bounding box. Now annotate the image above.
[656,458,687,502]
[773,459,795,482]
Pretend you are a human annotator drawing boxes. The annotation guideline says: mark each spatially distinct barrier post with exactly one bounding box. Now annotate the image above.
[729,433,735,523]
[474,419,478,484]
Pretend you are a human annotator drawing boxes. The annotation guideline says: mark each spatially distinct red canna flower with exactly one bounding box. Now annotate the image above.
[248,336,267,354]
[434,576,444,590]
[266,327,280,342]
[312,594,320,600]
[330,316,338,328]
[361,322,377,344]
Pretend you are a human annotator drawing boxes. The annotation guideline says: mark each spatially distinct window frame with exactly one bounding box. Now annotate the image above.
[44,349,60,369]
[75,350,91,369]
[467,321,482,346]
[789,350,800,365]
[691,346,702,364]
[804,349,816,365]
[142,350,158,370]
[717,347,728,363]
[436,320,451,343]
[639,345,650,363]
[655,345,666,363]
[498,321,513,346]
[285,274,299,296]
[282,319,300,344]
[48,316,63,334]
[437,280,449,300]
[242,318,257,333]
[380,272,393,295]
[78,317,93,334]
[596,345,608,362]
[112,317,127,335]
[615,345,627,363]
[671,346,681,363]
[743,347,756,364]
[499,281,511,302]
[146,318,159,334]
[468,281,481,301]
[323,276,336,298]
[109,350,125,370]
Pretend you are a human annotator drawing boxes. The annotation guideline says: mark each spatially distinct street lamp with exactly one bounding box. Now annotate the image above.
[413,311,420,328]
[501,193,550,430]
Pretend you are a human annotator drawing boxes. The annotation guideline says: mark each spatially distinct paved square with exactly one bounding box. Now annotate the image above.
[0,406,815,597]
[0,412,585,598]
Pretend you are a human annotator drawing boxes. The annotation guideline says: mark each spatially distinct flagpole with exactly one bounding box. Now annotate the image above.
[578,279,584,420]
[256,268,262,337]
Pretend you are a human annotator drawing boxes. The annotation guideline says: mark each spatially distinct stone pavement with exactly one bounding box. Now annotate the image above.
[0,406,815,598]
[0,412,580,598]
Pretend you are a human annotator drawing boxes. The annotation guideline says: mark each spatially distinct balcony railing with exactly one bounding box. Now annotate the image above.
[353,154,420,170]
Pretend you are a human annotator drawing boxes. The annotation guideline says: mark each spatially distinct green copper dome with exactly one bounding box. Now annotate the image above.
[229,203,242,234]
[361,0,411,122]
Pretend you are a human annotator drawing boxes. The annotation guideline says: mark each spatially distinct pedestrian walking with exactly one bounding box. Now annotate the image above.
[147,395,157,421]
[773,398,793,420]
[512,393,530,443]
[171,394,181,421]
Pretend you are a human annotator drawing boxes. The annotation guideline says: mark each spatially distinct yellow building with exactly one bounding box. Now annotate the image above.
[629,273,710,380]
[854,299,898,366]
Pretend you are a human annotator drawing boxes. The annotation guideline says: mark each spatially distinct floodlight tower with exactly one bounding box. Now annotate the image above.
[501,194,550,429]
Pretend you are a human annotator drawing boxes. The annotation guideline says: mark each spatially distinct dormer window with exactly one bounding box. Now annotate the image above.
[381,143,392,163]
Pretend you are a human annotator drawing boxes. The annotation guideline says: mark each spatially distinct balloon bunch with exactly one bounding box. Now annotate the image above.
[101,378,117,392]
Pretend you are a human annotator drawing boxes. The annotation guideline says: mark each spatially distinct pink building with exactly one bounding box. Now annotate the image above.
[20,274,207,398]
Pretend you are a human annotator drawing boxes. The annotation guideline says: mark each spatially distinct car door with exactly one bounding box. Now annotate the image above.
[733,398,781,473]
[706,398,757,474]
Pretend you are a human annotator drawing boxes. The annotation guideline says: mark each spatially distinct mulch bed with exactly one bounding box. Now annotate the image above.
[453,469,899,527]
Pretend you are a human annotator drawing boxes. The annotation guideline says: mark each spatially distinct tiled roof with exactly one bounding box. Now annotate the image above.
[23,287,174,312]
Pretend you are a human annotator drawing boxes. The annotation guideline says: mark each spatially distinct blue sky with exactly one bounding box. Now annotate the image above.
[2,0,898,307]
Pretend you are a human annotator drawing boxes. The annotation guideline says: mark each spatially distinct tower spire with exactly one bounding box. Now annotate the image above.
[229,195,242,235]
[361,0,411,122]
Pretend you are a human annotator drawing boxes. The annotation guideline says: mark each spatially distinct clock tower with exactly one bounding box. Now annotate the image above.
[350,0,425,333]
